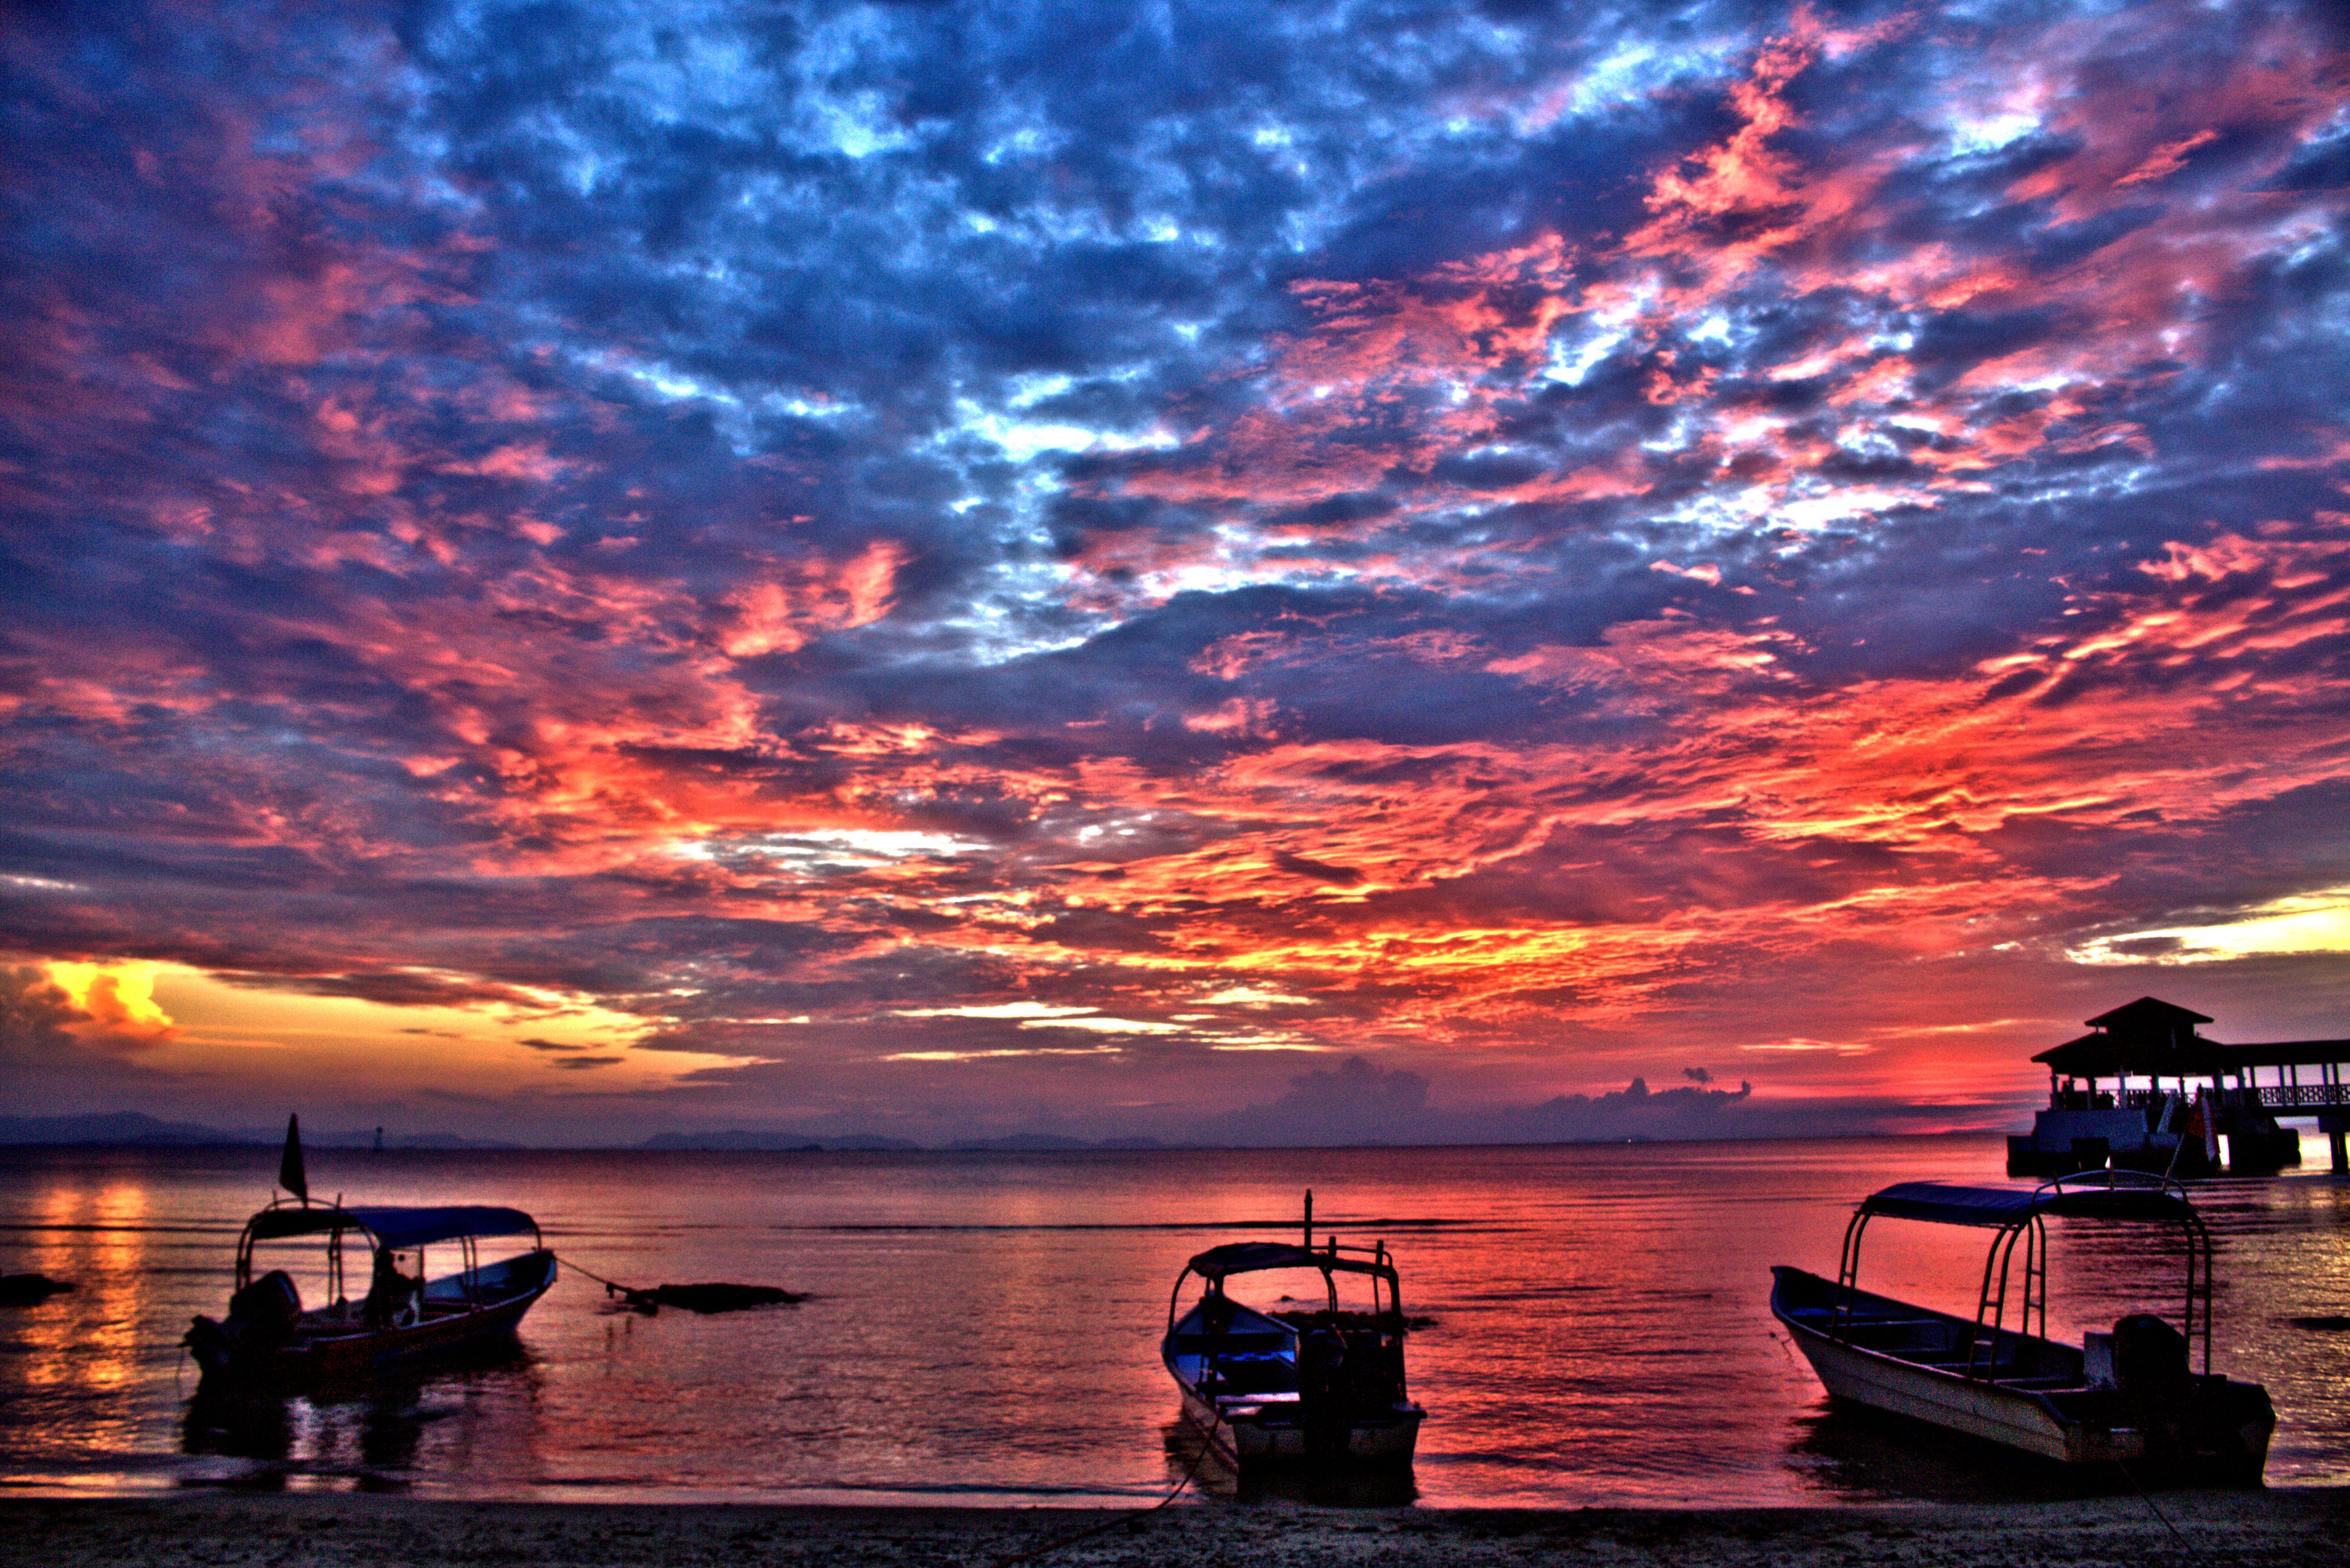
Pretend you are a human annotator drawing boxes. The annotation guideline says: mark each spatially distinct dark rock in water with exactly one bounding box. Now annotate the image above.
[2289,1314,2350,1331]
[0,1273,74,1306]
[622,1282,805,1314]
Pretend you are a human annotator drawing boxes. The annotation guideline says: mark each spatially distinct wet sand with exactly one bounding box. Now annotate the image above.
[5,1491,2344,1568]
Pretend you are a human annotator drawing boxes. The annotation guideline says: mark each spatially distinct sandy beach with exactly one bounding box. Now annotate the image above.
[5,1491,2345,1568]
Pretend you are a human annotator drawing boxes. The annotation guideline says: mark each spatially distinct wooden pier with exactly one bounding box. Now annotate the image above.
[2009,997,2350,1177]
[2229,1039,2350,1172]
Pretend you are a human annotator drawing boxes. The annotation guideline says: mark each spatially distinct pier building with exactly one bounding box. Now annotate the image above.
[2008,997,2350,1177]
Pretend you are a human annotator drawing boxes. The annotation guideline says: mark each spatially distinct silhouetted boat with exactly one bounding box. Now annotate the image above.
[1772,1173,2273,1482]
[185,1201,556,1388]
[1161,1193,1423,1467]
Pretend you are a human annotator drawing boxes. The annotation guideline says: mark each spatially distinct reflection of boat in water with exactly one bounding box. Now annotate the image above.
[1161,1194,1423,1469]
[182,1343,541,1492]
[1772,1173,2273,1483]
[185,1201,556,1390]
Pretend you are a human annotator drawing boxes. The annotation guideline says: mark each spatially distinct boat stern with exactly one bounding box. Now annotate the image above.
[1203,1392,1423,1467]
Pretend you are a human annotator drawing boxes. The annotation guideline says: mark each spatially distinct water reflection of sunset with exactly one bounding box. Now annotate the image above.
[13,1181,152,1405]
[4,1143,2345,1501]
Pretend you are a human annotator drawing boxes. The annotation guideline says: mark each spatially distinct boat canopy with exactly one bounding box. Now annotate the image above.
[1859,1179,2194,1227]
[1833,1172,2212,1379]
[1180,1241,1397,1282]
[245,1204,541,1250]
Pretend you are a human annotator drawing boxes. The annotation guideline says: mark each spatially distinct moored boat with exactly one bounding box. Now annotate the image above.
[185,1201,556,1389]
[1161,1194,1423,1468]
[1772,1172,2273,1482]
[184,1114,557,1390]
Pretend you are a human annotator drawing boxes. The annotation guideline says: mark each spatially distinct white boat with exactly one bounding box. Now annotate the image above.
[1161,1194,1423,1468]
[1772,1172,2273,1482]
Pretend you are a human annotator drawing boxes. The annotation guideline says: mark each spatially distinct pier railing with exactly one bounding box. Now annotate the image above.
[2249,1083,2350,1111]
[2048,1084,2350,1112]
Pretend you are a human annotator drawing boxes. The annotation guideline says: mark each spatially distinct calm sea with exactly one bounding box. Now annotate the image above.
[2,1134,2345,1508]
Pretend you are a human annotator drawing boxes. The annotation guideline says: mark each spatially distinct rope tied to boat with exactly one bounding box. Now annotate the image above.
[2116,1460,2195,1553]
[977,1406,1224,1568]
[550,1252,805,1314]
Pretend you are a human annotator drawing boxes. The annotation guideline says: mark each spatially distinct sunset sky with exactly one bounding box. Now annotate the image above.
[4,1,2347,1147]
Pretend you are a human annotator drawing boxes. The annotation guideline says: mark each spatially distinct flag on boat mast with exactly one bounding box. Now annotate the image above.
[278,1113,308,1204]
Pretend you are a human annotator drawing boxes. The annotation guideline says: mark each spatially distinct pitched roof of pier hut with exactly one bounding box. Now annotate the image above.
[2085,996,2213,1033]
[2031,996,2231,1080]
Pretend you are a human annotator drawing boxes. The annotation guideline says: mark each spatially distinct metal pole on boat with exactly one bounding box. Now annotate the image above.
[1303,1190,1312,1250]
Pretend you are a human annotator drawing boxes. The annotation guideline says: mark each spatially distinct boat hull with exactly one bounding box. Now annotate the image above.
[1772,1266,2271,1482]
[190,1250,556,1392]
[1171,1376,1423,1467]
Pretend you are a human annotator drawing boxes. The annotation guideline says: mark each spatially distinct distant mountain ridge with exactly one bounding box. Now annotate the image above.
[947,1133,1168,1151]
[637,1130,918,1151]
[1,1113,1149,1152]
[0,1111,258,1147]
[0,1113,518,1149]
[638,1130,1171,1151]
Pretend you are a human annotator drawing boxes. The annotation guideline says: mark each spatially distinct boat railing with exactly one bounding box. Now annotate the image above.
[1168,1239,1406,1329]
[1832,1170,2212,1380]
[234,1201,537,1314]
[1965,1211,2045,1379]
[237,1196,354,1300]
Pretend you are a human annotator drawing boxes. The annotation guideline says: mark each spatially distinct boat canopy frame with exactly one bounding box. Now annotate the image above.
[233,1199,544,1309]
[1831,1171,2211,1380]
[1166,1238,1407,1331]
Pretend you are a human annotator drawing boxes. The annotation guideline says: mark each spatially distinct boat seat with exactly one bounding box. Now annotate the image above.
[1205,1354,1296,1395]
[1846,1328,1962,1353]
[1846,1318,1956,1329]
[1169,1330,1289,1354]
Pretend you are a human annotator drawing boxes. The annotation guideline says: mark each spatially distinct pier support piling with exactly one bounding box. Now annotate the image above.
[2321,1112,2350,1176]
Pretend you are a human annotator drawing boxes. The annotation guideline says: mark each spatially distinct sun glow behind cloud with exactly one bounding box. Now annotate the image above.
[41,961,174,1041]
[2068,890,2350,967]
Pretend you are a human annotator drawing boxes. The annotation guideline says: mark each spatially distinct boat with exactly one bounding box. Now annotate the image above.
[1772,1172,2274,1482]
[1161,1193,1424,1468]
[184,1201,556,1388]
[184,1113,556,1389]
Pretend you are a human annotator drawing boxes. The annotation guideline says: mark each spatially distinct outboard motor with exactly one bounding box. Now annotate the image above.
[184,1269,301,1375]
[1297,1328,1351,1457]
[2111,1312,2191,1415]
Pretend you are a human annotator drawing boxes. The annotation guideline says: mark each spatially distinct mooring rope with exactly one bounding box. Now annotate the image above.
[550,1251,648,1301]
[2115,1460,2194,1552]
[556,1241,1219,1561]
[978,1409,1225,1568]
[553,1252,806,1315]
